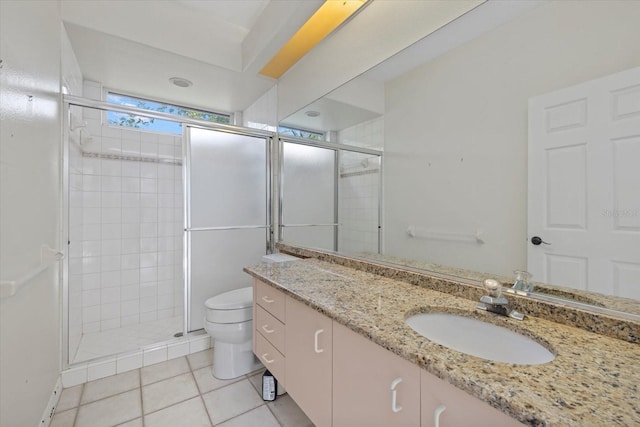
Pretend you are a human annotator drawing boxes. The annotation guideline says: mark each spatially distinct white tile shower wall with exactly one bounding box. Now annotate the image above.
[339,116,384,150]
[68,108,184,343]
[338,159,380,254]
[338,117,384,254]
[68,139,85,359]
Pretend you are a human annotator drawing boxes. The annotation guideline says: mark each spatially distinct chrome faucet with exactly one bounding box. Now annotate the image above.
[511,270,534,293]
[476,279,524,320]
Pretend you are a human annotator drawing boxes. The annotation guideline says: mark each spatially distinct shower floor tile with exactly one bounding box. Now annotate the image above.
[73,316,183,363]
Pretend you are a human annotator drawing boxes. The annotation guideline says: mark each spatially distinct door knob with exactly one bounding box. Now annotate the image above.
[531,236,551,245]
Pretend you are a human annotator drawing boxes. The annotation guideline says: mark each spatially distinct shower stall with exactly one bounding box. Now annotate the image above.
[62,96,381,369]
[279,136,382,255]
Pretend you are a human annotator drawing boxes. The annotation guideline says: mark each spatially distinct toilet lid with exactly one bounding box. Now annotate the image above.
[205,286,253,310]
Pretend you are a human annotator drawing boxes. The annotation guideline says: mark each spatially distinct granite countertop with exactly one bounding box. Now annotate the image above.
[244,258,640,427]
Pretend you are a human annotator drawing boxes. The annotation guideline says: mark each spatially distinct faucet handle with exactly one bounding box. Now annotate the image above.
[478,279,525,320]
[480,295,509,306]
[483,279,502,297]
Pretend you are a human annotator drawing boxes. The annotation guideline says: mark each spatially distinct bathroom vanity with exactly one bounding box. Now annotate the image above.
[245,252,640,427]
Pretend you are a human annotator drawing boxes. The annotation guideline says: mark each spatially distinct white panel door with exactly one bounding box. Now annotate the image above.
[528,66,640,299]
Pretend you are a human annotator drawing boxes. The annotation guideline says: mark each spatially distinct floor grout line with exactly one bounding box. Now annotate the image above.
[138,366,145,427]
[54,350,309,427]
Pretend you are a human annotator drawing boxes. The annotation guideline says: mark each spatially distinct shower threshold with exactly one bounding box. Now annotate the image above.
[72,316,183,364]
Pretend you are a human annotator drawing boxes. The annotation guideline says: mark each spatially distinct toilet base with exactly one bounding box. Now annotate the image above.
[212,339,263,380]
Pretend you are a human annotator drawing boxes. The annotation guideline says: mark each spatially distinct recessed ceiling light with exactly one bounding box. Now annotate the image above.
[305,110,321,117]
[169,77,193,88]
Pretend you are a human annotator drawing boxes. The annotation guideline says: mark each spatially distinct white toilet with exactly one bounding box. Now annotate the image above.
[203,253,299,380]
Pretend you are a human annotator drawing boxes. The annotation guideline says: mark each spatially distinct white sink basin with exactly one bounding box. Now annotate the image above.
[406,313,555,365]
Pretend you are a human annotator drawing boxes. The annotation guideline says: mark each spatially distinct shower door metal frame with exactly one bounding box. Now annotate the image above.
[182,125,273,333]
[278,135,383,254]
[61,95,276,368]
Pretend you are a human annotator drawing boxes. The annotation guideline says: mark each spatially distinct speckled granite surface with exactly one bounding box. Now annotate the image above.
[244,259,640,427]
[354,251,640,315]
[278,244,640,344]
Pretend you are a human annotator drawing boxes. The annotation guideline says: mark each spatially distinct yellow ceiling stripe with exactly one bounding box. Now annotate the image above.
[259,0,367,79]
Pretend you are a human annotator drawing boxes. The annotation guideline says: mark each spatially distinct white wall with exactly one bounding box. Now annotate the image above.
[277,0,484,120]
[243,85,277,131]
[384,0,640,276]
[62,23,85,367]
[0,1,62,426]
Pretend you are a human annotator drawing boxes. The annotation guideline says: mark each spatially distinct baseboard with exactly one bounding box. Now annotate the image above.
[39,376,62,427]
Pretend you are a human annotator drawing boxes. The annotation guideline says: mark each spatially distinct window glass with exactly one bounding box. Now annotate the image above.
[278,125,325,141]
[107,92,231,134]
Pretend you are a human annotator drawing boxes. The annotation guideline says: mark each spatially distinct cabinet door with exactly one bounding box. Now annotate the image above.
[421,370,524,427]
[285,296,333,427]
[333,322,420,427]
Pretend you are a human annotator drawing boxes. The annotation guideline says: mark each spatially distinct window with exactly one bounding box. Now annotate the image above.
[278,125,325,141]
[106,92,231,135]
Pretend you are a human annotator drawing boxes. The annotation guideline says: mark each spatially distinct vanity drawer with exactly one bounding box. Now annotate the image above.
[255,332,286,386]
[256,305,285,352]
[254,279,285,321]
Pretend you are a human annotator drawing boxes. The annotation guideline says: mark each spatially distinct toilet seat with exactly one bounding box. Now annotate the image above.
[205,286,253,323]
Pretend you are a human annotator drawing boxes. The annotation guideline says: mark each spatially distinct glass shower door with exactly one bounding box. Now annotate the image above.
[280,141,337,251]
[185,127,270,332]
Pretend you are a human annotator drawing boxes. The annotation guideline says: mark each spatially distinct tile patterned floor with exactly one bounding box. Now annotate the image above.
[73,317,183,363]
[52,350,314,427]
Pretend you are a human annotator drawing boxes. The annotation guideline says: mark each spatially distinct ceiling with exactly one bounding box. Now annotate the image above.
[281,0,544,133]
[62,0,544,130]
[61,0,323,113]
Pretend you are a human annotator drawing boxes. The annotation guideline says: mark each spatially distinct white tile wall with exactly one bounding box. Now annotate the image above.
[337,117,384,255]
[61,333,211,388]
[339,116,384,151]
[68,101,184,351]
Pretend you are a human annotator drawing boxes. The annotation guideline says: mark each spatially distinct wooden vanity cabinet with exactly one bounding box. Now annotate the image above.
[253,279,286,385]
[421,371,524,427]
[285,295,333,427]
[333,322,421,427]
[252,279,524,427]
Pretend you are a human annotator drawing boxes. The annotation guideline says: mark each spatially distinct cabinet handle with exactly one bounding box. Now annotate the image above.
[390,377,403,413]
[261,296,274,304]
[261,324,274,334]
[433,404,446,427]
[261,353,274,364]
[314,329,324,353]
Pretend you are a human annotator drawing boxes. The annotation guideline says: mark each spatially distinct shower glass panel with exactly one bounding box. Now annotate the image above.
[280,142,336,251]
[185,127,269,332]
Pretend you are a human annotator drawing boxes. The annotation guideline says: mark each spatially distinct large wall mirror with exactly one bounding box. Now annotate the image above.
[279,0,640,319]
